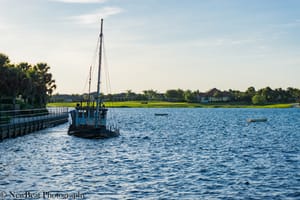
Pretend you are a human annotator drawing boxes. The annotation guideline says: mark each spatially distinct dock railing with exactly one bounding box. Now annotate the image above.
[0,107,69,125]
[0,107,69,140]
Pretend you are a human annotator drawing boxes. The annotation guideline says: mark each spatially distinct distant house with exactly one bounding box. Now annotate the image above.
[198,88,232,103]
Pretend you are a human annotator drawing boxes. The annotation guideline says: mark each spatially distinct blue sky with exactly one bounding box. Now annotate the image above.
[1,0,300,94]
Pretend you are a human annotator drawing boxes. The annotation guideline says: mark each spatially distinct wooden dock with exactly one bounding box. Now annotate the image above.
[0,107,69,141]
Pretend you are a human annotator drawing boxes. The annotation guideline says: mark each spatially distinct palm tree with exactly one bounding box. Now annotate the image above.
[0,53,11,99]
[16,63,33,107]
[33,63,57,107]
[143,89,158,100]
[0,53,57,108]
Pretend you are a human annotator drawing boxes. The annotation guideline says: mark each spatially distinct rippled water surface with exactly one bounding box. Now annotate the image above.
[1,108,300,199]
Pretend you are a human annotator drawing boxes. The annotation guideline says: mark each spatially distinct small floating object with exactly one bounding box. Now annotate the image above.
[154,113,168,116]
[247,118,267,123]
[143,136,150,140]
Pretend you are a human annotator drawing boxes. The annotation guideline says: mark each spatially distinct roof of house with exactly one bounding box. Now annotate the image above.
[196,88,232,97]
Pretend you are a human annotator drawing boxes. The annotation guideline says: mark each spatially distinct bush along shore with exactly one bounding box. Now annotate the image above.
[47,101,295,108]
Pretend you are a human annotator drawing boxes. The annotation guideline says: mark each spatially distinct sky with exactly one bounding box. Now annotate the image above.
[1,0,300,94]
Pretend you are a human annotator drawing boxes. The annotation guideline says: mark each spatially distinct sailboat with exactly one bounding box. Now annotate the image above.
[68,19,120,139]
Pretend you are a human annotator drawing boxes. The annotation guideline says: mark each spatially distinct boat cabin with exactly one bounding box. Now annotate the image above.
[70,104,107,128]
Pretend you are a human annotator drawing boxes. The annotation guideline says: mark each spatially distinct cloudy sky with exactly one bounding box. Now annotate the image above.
[1,0,300,94]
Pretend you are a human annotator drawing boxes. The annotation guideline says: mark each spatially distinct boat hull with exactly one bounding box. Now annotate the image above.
[68,125,120,139]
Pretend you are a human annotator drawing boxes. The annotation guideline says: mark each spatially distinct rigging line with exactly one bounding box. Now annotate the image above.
[82,67,91,95]
[102,36,110,94]
[102,36,118,127]
[90,36,100,93]
[102,36,111,96]
[91,37,100,92]
[103,36,113,97]
[81,36,100,94]
[82,69,90,94]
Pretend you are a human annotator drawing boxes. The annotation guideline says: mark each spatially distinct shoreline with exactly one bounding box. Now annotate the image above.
[47,101,295,109]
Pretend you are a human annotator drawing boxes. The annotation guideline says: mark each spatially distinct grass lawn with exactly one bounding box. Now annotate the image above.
[47,101,293,108]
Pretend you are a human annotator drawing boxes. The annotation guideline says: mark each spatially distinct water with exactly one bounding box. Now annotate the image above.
[1,108,300,199]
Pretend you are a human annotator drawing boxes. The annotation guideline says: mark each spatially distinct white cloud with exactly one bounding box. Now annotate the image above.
[52,0,107,3]
[191,37,261,48]
[70,7,123,24]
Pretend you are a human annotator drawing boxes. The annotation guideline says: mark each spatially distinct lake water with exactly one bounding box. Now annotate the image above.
[0,108,300,199]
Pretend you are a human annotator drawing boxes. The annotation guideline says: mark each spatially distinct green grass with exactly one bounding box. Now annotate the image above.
[48,102,78,107]
[47,101,294,108]
[258,103,293,108]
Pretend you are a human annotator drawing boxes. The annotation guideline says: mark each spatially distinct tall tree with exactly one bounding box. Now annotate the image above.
[0,53,10,67]
[0,53,56,108]
[0,53,11,98]
[245,86,256,103]
[143,89,159,100]
[32,63,57,107]
[252,94,267,105]
[259,87,275,102]
[16,62,32,105]
[184,90,197,102]
[165,89,185,102]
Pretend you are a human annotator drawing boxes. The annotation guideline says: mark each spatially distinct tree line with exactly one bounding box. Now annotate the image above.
[0,53,56,109]
[52,86,300,105]
[3,50,298,110]
[110,87,300,104]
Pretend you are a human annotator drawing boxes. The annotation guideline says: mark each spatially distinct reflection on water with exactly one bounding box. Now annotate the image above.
[1,108,300,199]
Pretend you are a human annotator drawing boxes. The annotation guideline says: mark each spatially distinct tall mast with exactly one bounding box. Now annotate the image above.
[95,18,103,127]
